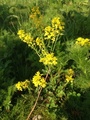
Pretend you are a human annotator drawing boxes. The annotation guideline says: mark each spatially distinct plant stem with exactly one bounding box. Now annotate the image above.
[26,69,50,120]
[26,87,42,120]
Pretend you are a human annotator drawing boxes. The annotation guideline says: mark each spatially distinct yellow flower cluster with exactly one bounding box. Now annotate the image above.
[17,30,33,46]
[65,69,74,83]
[30,6,40,18]
[32,71,46,88]
[15,79,30,91]
[17,30,25,39]
[76,37,90,46]
[44,26,56,41]
[30,6,43,29]
[39,53,57,66]
[52,17,64,31]
[36,37,43,48]
[44,17,64,42]
[35,37,47,55]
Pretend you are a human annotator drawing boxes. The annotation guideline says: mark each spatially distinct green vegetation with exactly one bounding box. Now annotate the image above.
[0,0,90,120]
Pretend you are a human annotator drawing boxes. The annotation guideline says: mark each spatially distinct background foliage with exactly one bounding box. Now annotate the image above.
[0,0,90,120]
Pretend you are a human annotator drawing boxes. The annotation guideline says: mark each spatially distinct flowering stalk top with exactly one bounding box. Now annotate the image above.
[44,17,64,42]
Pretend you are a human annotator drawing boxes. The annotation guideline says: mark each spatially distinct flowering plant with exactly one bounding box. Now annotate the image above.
[16,6,90,120]
[17,15,65,119]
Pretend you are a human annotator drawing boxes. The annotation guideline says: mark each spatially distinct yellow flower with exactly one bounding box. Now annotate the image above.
[15,82,23,91]
[65,68,74,83]
[31,6,40,15]
[52,17,60,28]
[52,17,64,31]
[32,71,41,87]
[44,17,64,41]
[65,75,74,83]
[45,26,52,32]
[22,80,30,89]
[23,33,33,45]
[30,6,43,29]
[76,37,90,46]
[15,79,30,91]
[44,26,56,41]
[32,71,46,88]
[39,77,46,88]
[39,53,57,66]
[17,30,25,39]
[68,69,74,76]
[36,37,43,47]
[17,30,34,46]
[17,30,25,35]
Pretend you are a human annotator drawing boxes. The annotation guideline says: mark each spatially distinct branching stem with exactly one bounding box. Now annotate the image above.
[26,69,50,120]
